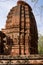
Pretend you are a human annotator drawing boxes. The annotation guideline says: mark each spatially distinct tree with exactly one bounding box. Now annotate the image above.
[38,35,43,54]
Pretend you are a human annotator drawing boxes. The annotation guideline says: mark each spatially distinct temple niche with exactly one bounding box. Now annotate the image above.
[2,0,38,55]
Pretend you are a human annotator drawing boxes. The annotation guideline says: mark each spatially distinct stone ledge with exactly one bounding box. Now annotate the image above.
[0,55,43,64]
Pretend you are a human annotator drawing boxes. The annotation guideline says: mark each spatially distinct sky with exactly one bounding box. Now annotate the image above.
[0,0,43,35]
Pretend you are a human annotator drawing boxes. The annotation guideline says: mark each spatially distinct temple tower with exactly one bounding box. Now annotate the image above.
[2,0,38,55]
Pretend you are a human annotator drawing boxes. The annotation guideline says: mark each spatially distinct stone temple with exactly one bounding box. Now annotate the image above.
[1,0,38,55]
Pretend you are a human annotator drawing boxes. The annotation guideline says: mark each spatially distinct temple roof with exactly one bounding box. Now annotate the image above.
[17,0,32,11]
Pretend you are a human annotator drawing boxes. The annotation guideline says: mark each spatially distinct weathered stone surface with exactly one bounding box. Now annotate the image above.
[1,0,38,55]
[0,55,43,64]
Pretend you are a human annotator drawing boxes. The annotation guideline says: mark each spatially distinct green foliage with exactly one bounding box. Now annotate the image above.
[38,35,43,54]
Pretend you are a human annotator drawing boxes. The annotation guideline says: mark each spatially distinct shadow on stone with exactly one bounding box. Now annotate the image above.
[0,31,13,55]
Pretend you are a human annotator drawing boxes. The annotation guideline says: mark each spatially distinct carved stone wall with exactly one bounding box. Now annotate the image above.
[2,1,38,55]
[0,55,43,64]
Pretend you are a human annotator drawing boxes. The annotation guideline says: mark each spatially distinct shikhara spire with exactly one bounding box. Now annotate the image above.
[18,0,25,1]
[18,0,22,1]
[1,0,38,55]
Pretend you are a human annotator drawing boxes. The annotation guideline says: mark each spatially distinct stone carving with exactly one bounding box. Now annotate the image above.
[0,55,43,64]
[1,0,38,55]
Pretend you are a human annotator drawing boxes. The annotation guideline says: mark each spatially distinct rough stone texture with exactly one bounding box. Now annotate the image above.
[0,55,43,64]
[1,1,38,55]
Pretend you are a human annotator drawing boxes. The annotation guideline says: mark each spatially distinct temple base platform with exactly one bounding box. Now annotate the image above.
[0,55,43,65]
